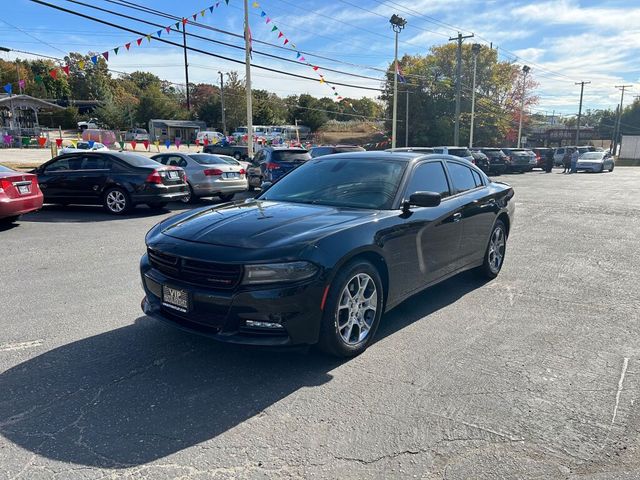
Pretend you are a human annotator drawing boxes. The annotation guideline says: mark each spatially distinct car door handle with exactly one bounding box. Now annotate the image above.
[452,212,462,222]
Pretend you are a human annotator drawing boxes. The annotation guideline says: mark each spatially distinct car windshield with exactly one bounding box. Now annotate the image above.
[581,152,604,160]
[259,158,406,210]
[189,154,229,165]
[272,151,311,162]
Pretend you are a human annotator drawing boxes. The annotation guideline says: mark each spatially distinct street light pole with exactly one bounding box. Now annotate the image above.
[469,43,481,148]
[218,71,227,136]
[389,14,406,149]
[613,85,632,156]
[405,88,409,147]
[574,81,590,145]
[517,65,530,148]
[449,32,474,146]
[243,0,254,158]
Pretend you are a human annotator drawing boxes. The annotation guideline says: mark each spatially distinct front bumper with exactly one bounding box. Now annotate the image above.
[140,254,326,346]
[576,163,602,172]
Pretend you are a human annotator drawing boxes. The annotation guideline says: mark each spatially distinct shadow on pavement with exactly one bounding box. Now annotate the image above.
[0,271,486,468]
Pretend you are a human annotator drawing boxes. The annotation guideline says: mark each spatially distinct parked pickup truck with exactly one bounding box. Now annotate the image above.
[202,144,249,160]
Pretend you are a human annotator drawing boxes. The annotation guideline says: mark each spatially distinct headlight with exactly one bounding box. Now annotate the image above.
[242,261,318,285]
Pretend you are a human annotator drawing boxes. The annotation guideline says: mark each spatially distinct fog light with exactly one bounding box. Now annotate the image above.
[245,320,284,329]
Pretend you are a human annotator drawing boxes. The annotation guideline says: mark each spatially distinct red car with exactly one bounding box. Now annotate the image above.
[0,165,44,224]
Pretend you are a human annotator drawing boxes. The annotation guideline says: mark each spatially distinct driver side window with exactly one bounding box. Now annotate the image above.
[405,162,451,199]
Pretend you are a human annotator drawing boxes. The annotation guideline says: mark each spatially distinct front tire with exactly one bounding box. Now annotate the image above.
[103,187,131,215]
[478,220,507,279]
[318,260,384,357]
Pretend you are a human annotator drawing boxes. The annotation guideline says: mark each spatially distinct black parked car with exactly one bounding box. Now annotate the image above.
[202,144,249,161]
[469,150,490,173]
[310,145,365,157]
[140,152,515,357]
[33,152,188,214]
[501,148,536,173]
[478,148,508,175]
[252,147,311,184]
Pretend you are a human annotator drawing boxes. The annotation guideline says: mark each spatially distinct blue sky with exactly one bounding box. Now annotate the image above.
[1,0,639,117]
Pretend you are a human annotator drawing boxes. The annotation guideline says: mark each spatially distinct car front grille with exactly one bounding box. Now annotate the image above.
[147,248,243,289]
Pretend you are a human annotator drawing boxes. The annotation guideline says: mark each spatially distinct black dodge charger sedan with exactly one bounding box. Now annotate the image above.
[140,152,514,357]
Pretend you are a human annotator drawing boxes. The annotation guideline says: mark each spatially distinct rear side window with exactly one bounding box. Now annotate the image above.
[471,169,483,187]
[45,157,82,172]
[79,156,108,170]
[447,162,477,193]
[405,161,450,198]
[272,151,311,162]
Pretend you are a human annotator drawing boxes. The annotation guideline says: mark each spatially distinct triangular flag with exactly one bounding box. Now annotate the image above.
[49,68,58,79]
[177,21,182,29]
[125,42,131,50]
[266,17,271,23]
[70,140,77,148]
[225,0,229,4]
[146,34,151,42]
[55,138,63,147]
[62,65,70,75]
[200,9,205,16]
[143,140,150,150]
[166,26,171,33]
[18,79,25,89]
[261,11,266,17]
[3,83,11,94]
[136,38,143,46]
[192,13,197,20]
[154,140,160,152]
[102,51,109,61]
[90,55,98,65]
[118,141,125,149]
[252,1,259,7]
[312,65,319,71]
[113,47,119,55]
[38,136,46,147]
[283,39,289,45]
[165,139,171,149]
[296,52,301,58]
[291,43,297,49]
[278,32,283,38]
[175,138,181,149]
[157,30,162,37]
[319,77,325,84]
[331,86,336,90]
[209,5,214,12]
[271,26,278,31]
[34,74,43,84]
[130,141,137,150]
[299,56,305,61]
[88,140,95,148]
[334,92,338,96]
[203,138,210,146]
[216,2,220,7]
[78,60,85,69]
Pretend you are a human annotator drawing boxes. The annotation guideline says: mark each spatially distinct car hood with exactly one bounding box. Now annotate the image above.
[160,200,378,249]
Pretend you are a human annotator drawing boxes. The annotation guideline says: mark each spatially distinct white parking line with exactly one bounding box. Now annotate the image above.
[0,340,44,352]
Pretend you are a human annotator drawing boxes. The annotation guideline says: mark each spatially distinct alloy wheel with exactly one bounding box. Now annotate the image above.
[106,190,126,213]
[336,273,378,345]
[488,226,506,274]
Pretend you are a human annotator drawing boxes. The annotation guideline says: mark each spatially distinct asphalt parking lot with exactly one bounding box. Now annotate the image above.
[1,168,639,479]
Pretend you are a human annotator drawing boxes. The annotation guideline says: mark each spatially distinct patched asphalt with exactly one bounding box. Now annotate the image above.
[1,168,639,479]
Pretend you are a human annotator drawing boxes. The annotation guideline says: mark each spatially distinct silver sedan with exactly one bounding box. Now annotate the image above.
[576,151,615,173]
[151,152,248,203]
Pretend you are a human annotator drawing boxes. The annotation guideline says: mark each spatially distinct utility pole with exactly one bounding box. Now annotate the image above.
[517,65,531,148]
[613,85,632,156]
[405,88,409,147]
[181,22,191,111]
[218,71,227,135]
[574,81,590,145]
[243,0,254,158]
[449,32,474,146]
[389,14,406,149]
[469,43,481,148]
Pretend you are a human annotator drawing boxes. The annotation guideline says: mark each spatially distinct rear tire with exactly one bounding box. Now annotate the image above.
[478,220,507,279]
[180,184,197,204]
[219,193,235,202]
[317,260,384,357]
[103,187,131,215]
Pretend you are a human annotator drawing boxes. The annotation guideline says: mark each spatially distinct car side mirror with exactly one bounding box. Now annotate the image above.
[402,191,441,212]
[260,182,273,192]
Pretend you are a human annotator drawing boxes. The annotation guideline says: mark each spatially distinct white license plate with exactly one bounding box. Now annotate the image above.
[168,171,179,179]
[17,185,30,194]
[162,285,190,313]
[224,172,239,179]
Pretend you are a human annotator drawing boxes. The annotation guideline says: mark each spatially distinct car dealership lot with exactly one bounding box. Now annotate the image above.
[1,170,639,479]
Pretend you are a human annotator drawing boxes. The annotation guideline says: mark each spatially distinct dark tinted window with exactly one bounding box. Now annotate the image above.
[260,158,407,209]
[310,147,333,157]
[405,161,450,198]
[44,157,82,172]
[447,162,477,193]
[334,146,365,153]
[161,155,187,167]
[190,154,229,165]
[471,169,483,187]
[79,156,108,170]
[114,153,159,168]
[271,150,311,162]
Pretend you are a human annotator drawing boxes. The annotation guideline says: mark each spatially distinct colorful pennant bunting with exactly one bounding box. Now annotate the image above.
[91,55,98,64]
[3,84,11,94]
[102,51,109,61]
[49,69,58,79]
[62,65,70,75]
[125,42,131,50]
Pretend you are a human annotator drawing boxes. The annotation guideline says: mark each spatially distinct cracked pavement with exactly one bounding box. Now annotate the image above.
[1,169,639,479]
